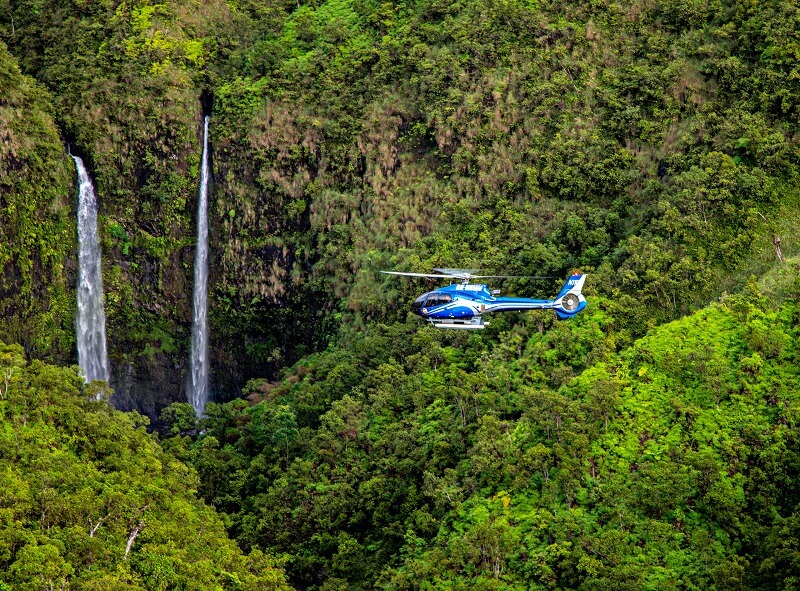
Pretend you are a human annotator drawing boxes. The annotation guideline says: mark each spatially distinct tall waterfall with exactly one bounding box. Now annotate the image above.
[189,116,211,416]
[73,155,110,384]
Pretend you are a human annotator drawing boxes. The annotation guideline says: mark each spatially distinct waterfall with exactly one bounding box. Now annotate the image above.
[73,155,110,385]
[189,116,211,416]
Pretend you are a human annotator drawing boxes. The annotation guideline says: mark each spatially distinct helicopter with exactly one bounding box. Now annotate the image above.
[381,269,587,329]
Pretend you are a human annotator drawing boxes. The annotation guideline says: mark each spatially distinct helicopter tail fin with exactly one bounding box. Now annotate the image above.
[554,273,587,319]
[556,273,586,299]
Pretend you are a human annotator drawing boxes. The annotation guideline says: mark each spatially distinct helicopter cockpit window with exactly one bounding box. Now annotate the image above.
[411,293,429,312]
[425,293,452,307]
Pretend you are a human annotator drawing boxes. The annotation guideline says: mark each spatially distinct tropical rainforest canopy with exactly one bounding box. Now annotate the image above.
[1,0,800,588]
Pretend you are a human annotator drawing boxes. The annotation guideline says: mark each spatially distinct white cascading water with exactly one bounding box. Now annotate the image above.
[189,116,211,416]
[73,155,110,385]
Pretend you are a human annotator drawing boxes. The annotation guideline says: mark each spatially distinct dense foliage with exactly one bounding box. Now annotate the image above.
[3,0,800,589]
[208,0,800,337]
[162,283,800,590]
[2,0,800,407]
[0,341,291,590]
[0,42,75,363]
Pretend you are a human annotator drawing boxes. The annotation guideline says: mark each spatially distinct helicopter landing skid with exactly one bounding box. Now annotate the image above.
[427,317,488,330]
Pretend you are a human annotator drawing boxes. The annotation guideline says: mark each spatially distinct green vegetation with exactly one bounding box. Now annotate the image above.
[0,341,291,589]
[2,0,799,394]
[163,285,800,590]
[3,0,800,589]
[0,42,75,364]
[1,0,234,388]
[210,0,800,338]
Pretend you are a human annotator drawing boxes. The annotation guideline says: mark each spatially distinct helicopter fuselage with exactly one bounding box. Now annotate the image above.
[410,275,587,329]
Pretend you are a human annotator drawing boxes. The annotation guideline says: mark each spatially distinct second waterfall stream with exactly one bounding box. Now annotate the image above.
[189,116,211,416]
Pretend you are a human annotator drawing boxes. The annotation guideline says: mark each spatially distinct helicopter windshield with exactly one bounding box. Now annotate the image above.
[411,293,429,313]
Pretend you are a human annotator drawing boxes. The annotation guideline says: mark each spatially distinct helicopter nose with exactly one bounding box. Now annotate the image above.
[411,293,428,315]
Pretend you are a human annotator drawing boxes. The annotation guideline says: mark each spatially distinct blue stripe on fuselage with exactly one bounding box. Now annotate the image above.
[425,305,475,319]
[485,297,552,313]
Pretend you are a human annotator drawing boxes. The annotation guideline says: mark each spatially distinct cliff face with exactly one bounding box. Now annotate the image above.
[2,0,799,421]
[63,60,203,417]
[1,1,333,418]
[1,2,245,417]
[110,353,186,421]
[0,42,76,365]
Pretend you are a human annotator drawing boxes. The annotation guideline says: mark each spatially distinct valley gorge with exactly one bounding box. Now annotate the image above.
[2,0,800,588]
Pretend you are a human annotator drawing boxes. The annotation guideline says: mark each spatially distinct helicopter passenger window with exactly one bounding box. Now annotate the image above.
[425,293,452,307]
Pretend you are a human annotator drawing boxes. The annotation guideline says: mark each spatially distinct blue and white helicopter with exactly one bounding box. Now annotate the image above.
[382,269,587,329]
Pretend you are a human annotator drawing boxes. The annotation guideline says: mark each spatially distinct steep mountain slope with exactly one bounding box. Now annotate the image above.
[0,42,75,364]
[2,2,800,589]
[1,0,799,416]
[0,341,291,590]
[2,0,239,413]
[166,284,800,590]
[210,0,800,332]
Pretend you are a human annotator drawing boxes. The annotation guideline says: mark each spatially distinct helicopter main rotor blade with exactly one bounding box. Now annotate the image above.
[469,275,556,279]
[431,267,554,280]
[433,268,480,276]
[380,271,459,279]
[382,270,557,280]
